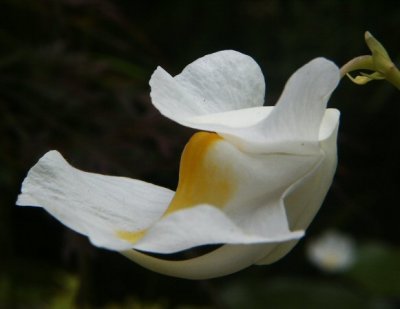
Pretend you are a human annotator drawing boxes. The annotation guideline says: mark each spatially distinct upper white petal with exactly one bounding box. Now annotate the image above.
[151,55,339,155]
[215,58,340,153]
[253,58,340,147]
[150,50,265,123]
[16,151,174,251]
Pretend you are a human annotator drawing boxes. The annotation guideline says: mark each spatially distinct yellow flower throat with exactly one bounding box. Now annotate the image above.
[117,131,234,244]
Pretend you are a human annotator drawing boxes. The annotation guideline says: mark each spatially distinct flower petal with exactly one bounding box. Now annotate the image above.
[256,58,339,142]
[255,109,339,265]
[122,243,275,280]
[218,58,340,153]
[149,50,265,124]
[151,58,340,155]
[283,110,339,229]
[16,151,174,250]
[132,205,303,254]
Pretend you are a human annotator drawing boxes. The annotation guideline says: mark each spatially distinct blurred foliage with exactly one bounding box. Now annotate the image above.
[348,243,400,297]
[1,0,400,308]
[0,260,79,308]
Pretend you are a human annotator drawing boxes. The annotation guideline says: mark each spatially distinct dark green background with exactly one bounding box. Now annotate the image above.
[1,0,400,308]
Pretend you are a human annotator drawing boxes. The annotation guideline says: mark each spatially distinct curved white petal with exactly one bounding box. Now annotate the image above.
[16,151,174,251]
[133,205,303,254]
[256,109,339,265]
[216,58,339,153]
[284,110,339,228]
[151,56,339,155]
[122,243,272,280]
[150,50,265,124]
[252,58,340,147]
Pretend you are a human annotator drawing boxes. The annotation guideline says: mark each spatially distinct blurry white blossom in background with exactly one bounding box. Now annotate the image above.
[307,230,356,273]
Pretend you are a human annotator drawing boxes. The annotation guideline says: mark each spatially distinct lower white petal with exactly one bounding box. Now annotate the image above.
[16,151,174,251]
[132,205,303,254]
[122,243,275,280]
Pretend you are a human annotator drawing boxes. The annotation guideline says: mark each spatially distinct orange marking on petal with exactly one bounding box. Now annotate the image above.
[116,131,235,244]
[164,131,235,216]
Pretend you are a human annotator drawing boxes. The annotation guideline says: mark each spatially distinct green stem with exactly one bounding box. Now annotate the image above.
[340,31,400,90]
[339,55,374,78]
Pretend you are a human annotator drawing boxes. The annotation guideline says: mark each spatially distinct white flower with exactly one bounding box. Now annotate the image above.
[17,51,340,279]
[307,231,356,272]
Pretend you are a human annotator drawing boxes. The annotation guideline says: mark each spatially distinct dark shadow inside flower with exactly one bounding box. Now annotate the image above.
[135,244,223,261]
